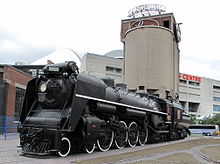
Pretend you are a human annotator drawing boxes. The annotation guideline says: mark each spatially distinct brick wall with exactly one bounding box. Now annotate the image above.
[6,85,16,116]
[3,65,33,86]
[3,66,33,116]
[121,14,174,42]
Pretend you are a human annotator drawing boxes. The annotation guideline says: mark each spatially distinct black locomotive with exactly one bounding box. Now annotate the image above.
[18,61,191,157]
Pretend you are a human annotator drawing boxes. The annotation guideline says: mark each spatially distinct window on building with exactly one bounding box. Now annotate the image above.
[139,86,145,90]
[179,79,187,84]
[115,68,122,73]
[147,89,159,97]
[39,69,44,75]
[213,105,220,112]
[14,88,25,119]
[163,20,170,29]
[179,101,186,111]
[128,89,137,92]
[106,66,113,72]
[106,66,122,73]
[188,102,199,112]
[189,81,200,86]
[213,85,220,90]
[213,97,220,102]
[0,73,3,83]
[29,69,37,77]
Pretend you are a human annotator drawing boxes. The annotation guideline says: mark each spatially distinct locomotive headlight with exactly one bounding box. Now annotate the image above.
[39,83,47,92]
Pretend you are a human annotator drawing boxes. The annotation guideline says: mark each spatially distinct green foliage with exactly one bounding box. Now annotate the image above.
[201,114,220,125]
[190,114,197,124]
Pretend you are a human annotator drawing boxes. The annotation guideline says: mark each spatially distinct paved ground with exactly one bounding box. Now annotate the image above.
[0,136,220,164]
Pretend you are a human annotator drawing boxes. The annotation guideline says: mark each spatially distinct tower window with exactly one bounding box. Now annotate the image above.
[139,86,145,90]
[163,20,170,29]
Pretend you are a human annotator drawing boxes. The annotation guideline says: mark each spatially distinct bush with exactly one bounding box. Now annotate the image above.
[201,114,220,125]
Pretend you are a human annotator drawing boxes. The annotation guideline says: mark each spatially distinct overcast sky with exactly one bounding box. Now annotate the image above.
[0,0,220,80]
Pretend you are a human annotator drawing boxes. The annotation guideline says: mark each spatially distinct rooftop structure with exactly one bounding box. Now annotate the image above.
[31,48,83,67]
[121,12,181,99]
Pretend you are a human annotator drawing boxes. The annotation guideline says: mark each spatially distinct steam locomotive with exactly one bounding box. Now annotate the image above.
[18,61,191,157]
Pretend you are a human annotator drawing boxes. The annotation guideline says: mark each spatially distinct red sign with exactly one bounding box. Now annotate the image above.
[179,73,201,83]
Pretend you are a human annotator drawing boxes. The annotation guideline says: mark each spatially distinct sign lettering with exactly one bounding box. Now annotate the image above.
[179,73,201,83]
[128,4,166,18]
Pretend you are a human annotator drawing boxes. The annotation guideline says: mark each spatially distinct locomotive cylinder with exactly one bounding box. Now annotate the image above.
[80,116,103,143]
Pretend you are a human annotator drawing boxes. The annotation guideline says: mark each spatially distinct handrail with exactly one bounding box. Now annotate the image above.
[0,116,19,140]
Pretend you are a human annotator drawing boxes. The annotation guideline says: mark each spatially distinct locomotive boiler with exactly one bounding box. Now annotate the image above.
[18,61,191,157]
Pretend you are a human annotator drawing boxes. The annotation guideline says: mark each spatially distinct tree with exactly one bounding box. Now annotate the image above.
[190,114,197,124]
[201,114,220,125]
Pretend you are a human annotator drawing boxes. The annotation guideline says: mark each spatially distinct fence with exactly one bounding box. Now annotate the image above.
[0,116,19,140]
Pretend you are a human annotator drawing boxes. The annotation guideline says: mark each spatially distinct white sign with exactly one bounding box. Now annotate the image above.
[128,4,166,18]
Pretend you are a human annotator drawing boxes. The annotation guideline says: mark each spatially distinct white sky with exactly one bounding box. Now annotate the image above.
[0,0,220,80]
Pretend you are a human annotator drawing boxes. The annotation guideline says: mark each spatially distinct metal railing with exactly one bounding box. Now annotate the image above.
[0,116,19,140]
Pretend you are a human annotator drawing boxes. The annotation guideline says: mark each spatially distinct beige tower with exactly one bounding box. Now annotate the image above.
[121,13,181,99]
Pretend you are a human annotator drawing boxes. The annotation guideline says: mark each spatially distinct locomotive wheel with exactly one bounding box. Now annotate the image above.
[128,122,139,147]
[114,121,128,149]
[57,137,71,157]
[85,144,96,154]
[97,130,114,152]
[138,128,148,146]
